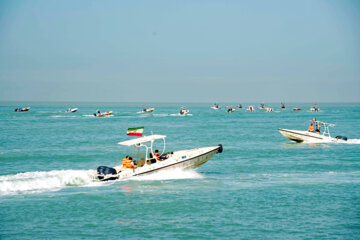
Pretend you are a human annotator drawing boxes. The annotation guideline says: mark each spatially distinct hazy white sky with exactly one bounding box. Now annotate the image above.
[0,0,359,102]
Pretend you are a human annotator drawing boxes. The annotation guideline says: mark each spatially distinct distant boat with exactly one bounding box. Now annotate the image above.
[94,111,113,117]
[280,103,286,110]
[247,106,255,112]
[259,103,265,110]
[14,107,30,112]
[226,108,235,113]
[265,107,273,112]
[310,104,319,112]
[142,106,154,113]
[67,108,78,113]
[293,108,301,111]
[179,107,189,115]
[236,104,243,109]
[211,103,220,110]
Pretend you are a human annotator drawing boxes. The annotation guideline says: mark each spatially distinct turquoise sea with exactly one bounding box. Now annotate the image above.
[1,102,359,239]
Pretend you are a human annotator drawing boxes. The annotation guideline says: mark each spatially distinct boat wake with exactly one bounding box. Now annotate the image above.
[345,139,360,144]
[0,170,98,196]
[0,168,204,196]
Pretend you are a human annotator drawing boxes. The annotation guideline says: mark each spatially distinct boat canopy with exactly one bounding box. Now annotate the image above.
[118,135,166,146]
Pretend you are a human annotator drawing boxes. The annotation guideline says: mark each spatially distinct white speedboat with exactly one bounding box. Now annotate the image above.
[96,135,223,181]
[278,120,348,143]
[14,107,30,112]
[211,103,220,110]
[310,105,319,112]
[179,108,189,115]
[247,106,255,112]
[67,108,78,112]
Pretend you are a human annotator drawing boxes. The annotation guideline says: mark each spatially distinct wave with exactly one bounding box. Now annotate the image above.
[0,170,98,196]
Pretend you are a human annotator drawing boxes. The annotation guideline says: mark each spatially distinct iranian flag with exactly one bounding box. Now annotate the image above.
[127,127,144,137]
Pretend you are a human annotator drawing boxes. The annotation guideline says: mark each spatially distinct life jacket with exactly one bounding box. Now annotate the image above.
[309,125,314,132]
[153,152,160,160]
[122,158,134,169]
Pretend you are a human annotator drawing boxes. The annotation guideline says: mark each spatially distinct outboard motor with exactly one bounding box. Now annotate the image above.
[217,144,223,153]
[97,166,117,181]
[335,136,348,141]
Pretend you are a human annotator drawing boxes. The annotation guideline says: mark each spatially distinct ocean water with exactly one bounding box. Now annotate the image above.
[1,102,359,239]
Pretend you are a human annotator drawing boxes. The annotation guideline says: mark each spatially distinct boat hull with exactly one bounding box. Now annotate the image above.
[278,129,340,143]
[97,145,222,181]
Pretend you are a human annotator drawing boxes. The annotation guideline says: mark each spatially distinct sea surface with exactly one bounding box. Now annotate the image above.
[1,102,359,239]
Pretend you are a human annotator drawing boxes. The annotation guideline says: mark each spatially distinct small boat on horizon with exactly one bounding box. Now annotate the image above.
[293,108,301,111]
[94,110,113,117]
[96,134,223,181]
[142,106,154,113]
[280,103,286,110]
[247,106,255,112]
[14,107,30,112]
[211,103,220,110]
[179,107,190,115]
[67,108,78,113]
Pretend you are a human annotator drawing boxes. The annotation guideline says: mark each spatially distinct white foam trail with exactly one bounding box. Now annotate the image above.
[0,170,97,196]
[131,168,204,181]
[345,139,360,144]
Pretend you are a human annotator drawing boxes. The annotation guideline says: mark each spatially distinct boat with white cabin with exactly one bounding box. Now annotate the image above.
[278,120,348,143]
[96,135,223,181]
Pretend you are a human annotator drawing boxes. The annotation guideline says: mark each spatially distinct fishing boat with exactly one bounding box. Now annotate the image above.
[278,120,348,143]
[236,104,243,109]
[264,107,273,112]
[14,107,30,112]
[226,107,235,113]
[96,135,223,181]
[259,103,265,110]
[293,108,301,111]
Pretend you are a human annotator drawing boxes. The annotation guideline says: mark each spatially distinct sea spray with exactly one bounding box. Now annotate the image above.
[0,170,97,196]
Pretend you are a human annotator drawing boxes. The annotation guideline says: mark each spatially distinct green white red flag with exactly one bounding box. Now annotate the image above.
[127,127,144,136]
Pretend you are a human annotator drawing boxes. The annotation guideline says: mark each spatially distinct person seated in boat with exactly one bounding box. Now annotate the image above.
[308,123,314,132]
[315,124,321,134]
[122,156,135,169]
[153,150,167,161]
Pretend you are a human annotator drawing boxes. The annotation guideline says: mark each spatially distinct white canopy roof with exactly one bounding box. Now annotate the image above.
[118,135,166,146]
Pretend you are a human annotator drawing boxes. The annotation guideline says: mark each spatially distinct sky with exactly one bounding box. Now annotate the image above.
[0,0,359,103]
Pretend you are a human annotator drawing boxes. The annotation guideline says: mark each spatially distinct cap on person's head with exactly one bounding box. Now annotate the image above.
[129,157,132,160]
[155,150,159,153]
